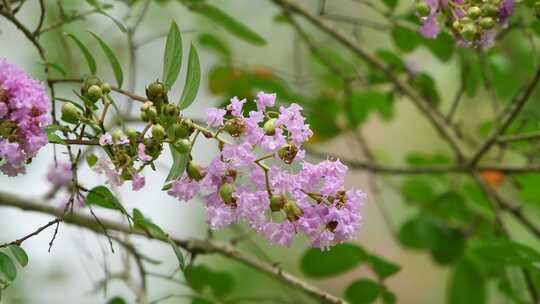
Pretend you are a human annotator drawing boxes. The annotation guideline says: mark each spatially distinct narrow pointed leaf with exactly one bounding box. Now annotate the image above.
[162,21,183,88]
[168,238,186,271]
[88,31,124,87]
[65,33,97,74]
[0,252,16,281]
[192,4,266,46]
[178,44,200,109]
[9,245,28,267]
[163,144,188,189]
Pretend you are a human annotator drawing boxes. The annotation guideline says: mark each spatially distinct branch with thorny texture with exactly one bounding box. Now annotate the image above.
[0,191,347,304]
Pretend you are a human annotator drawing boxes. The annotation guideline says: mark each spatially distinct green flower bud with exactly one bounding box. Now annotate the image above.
[467,6,481,19]
[100,83,112,94]
[146,81,167,101]
[141,101,154,112]
[263,118,277,136]
[174,138,191,153]
[164,104,179,117]
[483,4,498,17]
[461,24,476,41]
[460,17,473,24]
[81,76,102,95]
[173,123,190,139]
[415,1,430,17]
[151,124,166,139]
[141,111,149,122]
[125,128,138,140]
[147,107,158,121]
[187,162,205,181]
[284,199,303,221]
[480,17,495,29]
[111,130,124,142]
[219,183,235,205]
[86,85,103,102]
[270,194,286,212]
[61,102,80,124]
[452,20,461,31]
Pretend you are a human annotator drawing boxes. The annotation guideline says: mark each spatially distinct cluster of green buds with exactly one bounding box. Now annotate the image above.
[269,194,303,221]
[450,0,502,41]
[61,76,112,125]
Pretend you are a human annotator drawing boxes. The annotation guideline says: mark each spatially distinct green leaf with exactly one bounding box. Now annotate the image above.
[366,254,400,279]
[178,44,201,110]
[423,32,454,62]
[198,33,231,57]
[168,238,185,271]
[473,240,540,266]
[106,296,127,304]
[86,186,126,212]
[515,173,540,206]
[401,177,435,203]
[162,21,183,88]
[87,31,123,87]
[163,144,188,189]
[86,154,98,167]
[9,246,28,267]
[348,91,393,127]
[65,33,97,74]
[380,0,398,10]
[46,127,66,145]
[46,62,67,76]
[300,243,367,278]
[345,279,381,304]
[133,208,167,239]
[391,26,420,52]
[449,258,486,304]
[185,265,235,298]
[192,4,266,46]
[398,215,465,264]
[0,252,16,281]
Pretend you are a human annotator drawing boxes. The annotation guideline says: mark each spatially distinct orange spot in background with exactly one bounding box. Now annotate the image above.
[481,170,504,187]
[252,66,274,78]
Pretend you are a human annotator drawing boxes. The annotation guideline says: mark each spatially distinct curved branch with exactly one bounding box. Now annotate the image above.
[0,191,347,304]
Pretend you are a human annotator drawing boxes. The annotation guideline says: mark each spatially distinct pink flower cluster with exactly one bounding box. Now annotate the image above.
[0,59,50,176]
[168,93,366,249]
[417,0,515,49]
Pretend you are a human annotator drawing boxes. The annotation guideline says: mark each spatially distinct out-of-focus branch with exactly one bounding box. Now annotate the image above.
[271,0,465,160]
[0,192,347,304]
[470,67,540,165]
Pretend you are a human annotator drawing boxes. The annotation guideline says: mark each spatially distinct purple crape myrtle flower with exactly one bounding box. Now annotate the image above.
[131,173,146,191]
[138,143,152,162]
[0,59,50,176]
[165,92,366,249]
[206,107,226,127]
[47,161,72,187]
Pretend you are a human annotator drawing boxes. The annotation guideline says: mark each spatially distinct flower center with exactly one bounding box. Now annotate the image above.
[0,87,8,103]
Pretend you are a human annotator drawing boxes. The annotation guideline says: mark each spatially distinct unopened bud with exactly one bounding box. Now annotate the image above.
[100,83,112,94]
[146,81,166,101]
[480,17,495,29]
[219,183,235,205]
[125,128,138,140]
[415,1,430,17]
[173,123,190,139]
[270,194,286,212]
[187,162,205,181]
[111,130,124,142]
[87,85,103,102]
[61,102,80,124]
[165,104,179,117]
[284,199,303,221]
[174,138,191,153]
[467,6,481,19]
[461,24,476,41]
[263,118,277,136]
[152,124,166,139]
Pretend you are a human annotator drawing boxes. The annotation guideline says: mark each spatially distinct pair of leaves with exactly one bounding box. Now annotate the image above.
[65,32,123,87]
[0,246,28,282]
[185,265,235,299]
[345,279,395,304]
[300,243,400,280]
[162,21,201,109]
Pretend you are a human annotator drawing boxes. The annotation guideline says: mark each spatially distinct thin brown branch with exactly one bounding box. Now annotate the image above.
[0,192,346,304]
